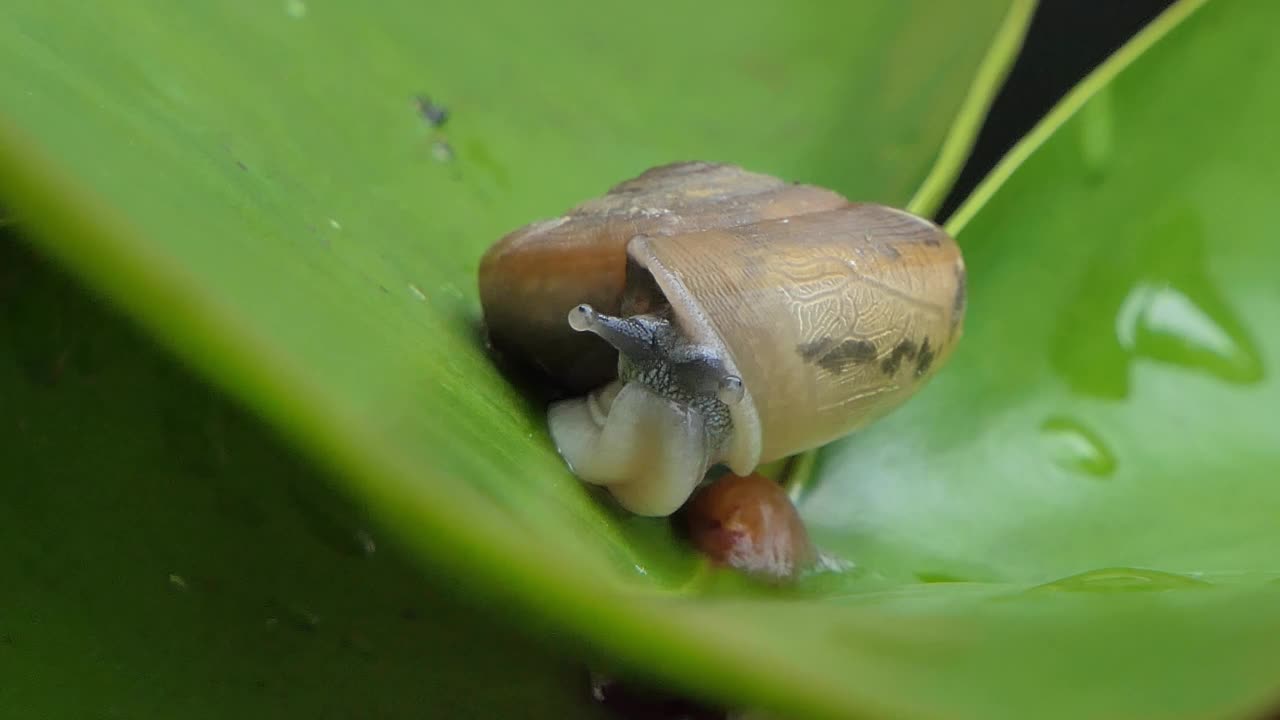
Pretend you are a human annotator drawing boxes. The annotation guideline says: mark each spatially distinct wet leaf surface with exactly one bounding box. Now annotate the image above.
[12,1,1279,718]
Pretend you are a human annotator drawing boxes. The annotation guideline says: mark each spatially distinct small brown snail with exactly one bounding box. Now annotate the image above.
[479,162,965,516]
[685,472,817,583]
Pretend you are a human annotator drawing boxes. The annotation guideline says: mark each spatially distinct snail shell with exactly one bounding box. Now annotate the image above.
[478,162,965,516]
[478,162,847,393]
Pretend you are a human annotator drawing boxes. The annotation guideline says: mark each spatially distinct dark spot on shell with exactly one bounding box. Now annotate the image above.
[796,338,833,362]
[826,340,878,370]
[915,338,935,377]
[880,339,917,375]
[797,337,877,374]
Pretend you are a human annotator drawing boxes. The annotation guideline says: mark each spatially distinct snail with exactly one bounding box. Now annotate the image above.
[478,162,965,516]
[685,472,817,583]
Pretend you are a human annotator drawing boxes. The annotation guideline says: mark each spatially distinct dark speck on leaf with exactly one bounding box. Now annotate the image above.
[415,94,449,128]
[881,339,917,375]
[915,338,935,377]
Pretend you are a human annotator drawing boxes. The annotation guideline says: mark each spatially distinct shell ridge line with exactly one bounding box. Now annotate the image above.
[816,382,901,414]
[783,276,892,353]
[854,299,893,331]
[838,258,947,317]
[787,290,859,349]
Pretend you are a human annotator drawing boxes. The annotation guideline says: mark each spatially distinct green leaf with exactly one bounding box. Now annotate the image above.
[0,236,607,719]
[45,0,1280,712]
[9,0,1280,714]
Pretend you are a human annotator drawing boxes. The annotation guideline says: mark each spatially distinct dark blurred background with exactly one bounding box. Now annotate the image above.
[938,0,1176,222]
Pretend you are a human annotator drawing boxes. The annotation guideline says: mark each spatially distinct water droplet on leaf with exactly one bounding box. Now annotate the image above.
[1051,206,1263,398]
[1040,416,1116,478]
[1032,567,1208,593]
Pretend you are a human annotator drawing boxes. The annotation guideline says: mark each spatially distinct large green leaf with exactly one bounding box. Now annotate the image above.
[13,0,1280,717]
[10,0,1280,718]
[0,235,607,719]
[0,0,1032,718]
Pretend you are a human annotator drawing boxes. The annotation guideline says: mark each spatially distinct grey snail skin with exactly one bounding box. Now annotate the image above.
[478,162,965,517]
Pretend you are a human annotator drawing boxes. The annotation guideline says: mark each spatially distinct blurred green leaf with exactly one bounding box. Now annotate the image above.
[0,236,608,719]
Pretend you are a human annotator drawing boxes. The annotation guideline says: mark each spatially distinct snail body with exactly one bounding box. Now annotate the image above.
[479,162,965,516]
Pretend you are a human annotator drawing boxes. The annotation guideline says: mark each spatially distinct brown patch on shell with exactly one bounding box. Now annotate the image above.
[797,337,878,374]
[914,337,935,377]
[880,339,918,376]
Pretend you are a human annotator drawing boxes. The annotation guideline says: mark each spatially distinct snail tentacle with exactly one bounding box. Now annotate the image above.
[554,304,740,514]
[567,304,655,361]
